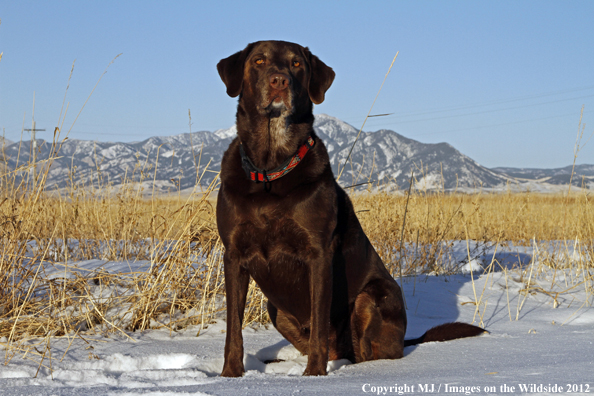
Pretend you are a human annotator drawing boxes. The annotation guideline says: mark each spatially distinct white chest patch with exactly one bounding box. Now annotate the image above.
[268,114,290,150]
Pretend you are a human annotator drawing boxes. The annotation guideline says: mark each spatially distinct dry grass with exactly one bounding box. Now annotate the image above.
[352,191,593,274]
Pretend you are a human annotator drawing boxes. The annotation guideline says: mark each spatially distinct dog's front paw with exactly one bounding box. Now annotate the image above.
[221,363,244,377]
[303,359,328,376]
[303,366,328,376]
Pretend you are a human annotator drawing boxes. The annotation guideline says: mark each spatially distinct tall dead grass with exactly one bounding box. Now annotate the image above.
[352,191,593,273]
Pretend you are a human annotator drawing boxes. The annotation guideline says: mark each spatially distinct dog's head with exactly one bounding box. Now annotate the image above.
[217,41,335,116]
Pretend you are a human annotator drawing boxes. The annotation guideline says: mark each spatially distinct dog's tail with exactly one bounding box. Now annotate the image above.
[404,322,487,347]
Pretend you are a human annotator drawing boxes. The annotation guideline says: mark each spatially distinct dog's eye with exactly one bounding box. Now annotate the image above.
[255,58,264,65]
[292,60,301,67]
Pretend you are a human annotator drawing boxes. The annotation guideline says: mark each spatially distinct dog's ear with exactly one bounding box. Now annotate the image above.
[217,43,255,98]
[306,49,335,105]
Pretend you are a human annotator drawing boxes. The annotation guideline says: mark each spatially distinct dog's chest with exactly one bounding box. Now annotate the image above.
[232,212,313,265]
[231,212,315,305]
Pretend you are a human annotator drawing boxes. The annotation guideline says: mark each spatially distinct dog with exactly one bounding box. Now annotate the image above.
[216,40,485,377]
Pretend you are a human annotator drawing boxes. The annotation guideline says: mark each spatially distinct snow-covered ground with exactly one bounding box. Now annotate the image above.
[1,245,593,395]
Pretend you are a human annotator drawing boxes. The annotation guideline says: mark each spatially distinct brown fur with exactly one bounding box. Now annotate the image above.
[216,40,485,377]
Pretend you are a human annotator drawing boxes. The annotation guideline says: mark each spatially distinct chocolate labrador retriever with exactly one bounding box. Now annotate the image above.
[216,40,484,377]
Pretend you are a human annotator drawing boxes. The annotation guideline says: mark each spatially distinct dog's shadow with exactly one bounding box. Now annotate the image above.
[244,339,351,375]
[481,251,533,270]
[404,249,534,343]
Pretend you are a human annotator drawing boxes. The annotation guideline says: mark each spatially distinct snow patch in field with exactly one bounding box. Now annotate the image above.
[0,367,36,378]
[460,258,483,273]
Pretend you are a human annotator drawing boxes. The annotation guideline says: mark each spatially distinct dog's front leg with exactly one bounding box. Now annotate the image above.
[303,254,332,376]
[221,253,250,377]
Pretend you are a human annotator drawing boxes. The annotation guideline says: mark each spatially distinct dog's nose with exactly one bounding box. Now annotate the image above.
[269,73,290,90]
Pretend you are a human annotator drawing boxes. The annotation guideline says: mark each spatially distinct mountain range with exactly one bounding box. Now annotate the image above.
[1,114,592,193]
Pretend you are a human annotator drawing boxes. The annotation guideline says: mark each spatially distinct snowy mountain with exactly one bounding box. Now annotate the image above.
[492,164,594,188]
[1,114,591,193]
[313,114,508,190]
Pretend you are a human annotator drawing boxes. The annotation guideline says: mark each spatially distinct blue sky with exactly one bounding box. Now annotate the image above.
[1,0,593,168]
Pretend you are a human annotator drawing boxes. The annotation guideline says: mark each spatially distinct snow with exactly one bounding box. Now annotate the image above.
[1,244,593,395]
[213,126,237,140]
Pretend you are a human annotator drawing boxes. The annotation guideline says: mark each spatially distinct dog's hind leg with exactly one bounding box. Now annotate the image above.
[351,278,407,362]
[267,301,310,355]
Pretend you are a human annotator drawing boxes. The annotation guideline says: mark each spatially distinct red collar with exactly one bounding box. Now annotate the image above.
[239,135,315,184]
